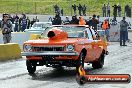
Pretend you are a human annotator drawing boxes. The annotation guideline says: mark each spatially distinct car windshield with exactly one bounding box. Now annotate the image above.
[41,26,85,38]
[32,23,52,28]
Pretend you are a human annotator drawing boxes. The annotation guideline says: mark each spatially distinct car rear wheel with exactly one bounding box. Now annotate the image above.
[76,52,85,70]
[92,53,105,69]
[26,60,36,74]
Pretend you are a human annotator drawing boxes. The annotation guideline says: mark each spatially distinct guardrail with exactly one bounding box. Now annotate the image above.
[0,43,21,61]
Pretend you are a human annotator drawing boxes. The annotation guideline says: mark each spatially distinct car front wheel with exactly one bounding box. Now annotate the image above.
[26,60,36,74]
[76,52,85,70]
[92,53,105,69]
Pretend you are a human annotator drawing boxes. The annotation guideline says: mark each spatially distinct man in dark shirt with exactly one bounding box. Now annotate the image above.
[88,14,99,30]
[70,15,79,24]
[52,13,62,25]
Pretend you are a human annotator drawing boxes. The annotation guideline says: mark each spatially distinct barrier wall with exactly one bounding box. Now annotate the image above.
[0,43,21,61]
[0,32,30,49]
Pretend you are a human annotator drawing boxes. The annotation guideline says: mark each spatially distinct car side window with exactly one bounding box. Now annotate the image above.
[85,28,93,40]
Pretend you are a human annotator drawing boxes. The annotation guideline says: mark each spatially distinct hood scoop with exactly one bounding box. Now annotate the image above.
[47,28,68,41]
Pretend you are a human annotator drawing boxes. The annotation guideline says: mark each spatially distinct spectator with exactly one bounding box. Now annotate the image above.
[48,17,52,22]
[64,16,70,24]
[19,16,23,32]
[1,14,12,44]
[54,4,59,13]
[88,14,99,30]
[82,4,86,16]
[101,19,110,41]
[125,4,129,17]
[86,17,92,25]
[70,15,79,24]
[35,16,39,22]
[128,6,131,17]
[78,4,82,16]
[12,15,16,24]
[26,17,30,29]
[52,13,61,25]
[117,4,122,17]
[14,18,19,32]
[119,17,129,46]
[107,3,110,17]
[102,4,106,17]
[112,4,118,18]
[30,18,36,27]
[21,15,27,32]
[79,16,86,25]
[72,4,77,15]
[8,14,13,23]
[15,14,19,20]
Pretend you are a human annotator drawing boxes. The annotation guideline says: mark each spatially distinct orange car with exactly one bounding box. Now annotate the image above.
[21,25,108,74]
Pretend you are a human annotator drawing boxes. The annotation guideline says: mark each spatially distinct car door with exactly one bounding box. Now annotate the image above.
[89,29,103,59]
[84,28,96,62]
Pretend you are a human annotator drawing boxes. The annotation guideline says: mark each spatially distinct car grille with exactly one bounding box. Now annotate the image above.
[32,46,64,52]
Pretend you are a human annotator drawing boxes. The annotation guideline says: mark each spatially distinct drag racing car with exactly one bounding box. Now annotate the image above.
[21,25,108,74]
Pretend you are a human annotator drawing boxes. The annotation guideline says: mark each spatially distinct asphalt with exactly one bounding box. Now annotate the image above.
[0,32,132,88]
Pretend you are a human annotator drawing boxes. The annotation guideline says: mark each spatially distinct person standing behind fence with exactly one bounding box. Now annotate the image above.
[112,4,118,18]
[72,4,77,15]
[78,4,82,16]
[102,4,106,17]
[1,14,12,44]
[117,4,122,17]
[107,3,110,17]
[119,17,129,46]
[101,19,110,41]
[125,4,129,17]
[82,4,86,16]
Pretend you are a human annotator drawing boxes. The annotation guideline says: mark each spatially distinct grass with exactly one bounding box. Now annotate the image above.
[0,0,132,16]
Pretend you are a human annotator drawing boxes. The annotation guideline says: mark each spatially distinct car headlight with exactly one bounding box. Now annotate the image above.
[23,44,32,52]
[66,45,74,51]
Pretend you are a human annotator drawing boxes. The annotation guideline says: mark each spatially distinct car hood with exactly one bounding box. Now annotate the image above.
[24,38,86,45]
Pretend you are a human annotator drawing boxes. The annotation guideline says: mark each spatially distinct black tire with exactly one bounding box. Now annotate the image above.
[26,60,36,74]
[76,52,85,70]
[92,53,105,69]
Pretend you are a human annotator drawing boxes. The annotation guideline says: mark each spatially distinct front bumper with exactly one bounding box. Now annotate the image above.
[21,51,79,56]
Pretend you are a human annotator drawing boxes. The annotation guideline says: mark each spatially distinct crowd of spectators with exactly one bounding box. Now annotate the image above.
[0,13,39,32]
[102,3,131,17]
[52,13,99,31]
[72,4,86,16]
[53,4,86,16]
